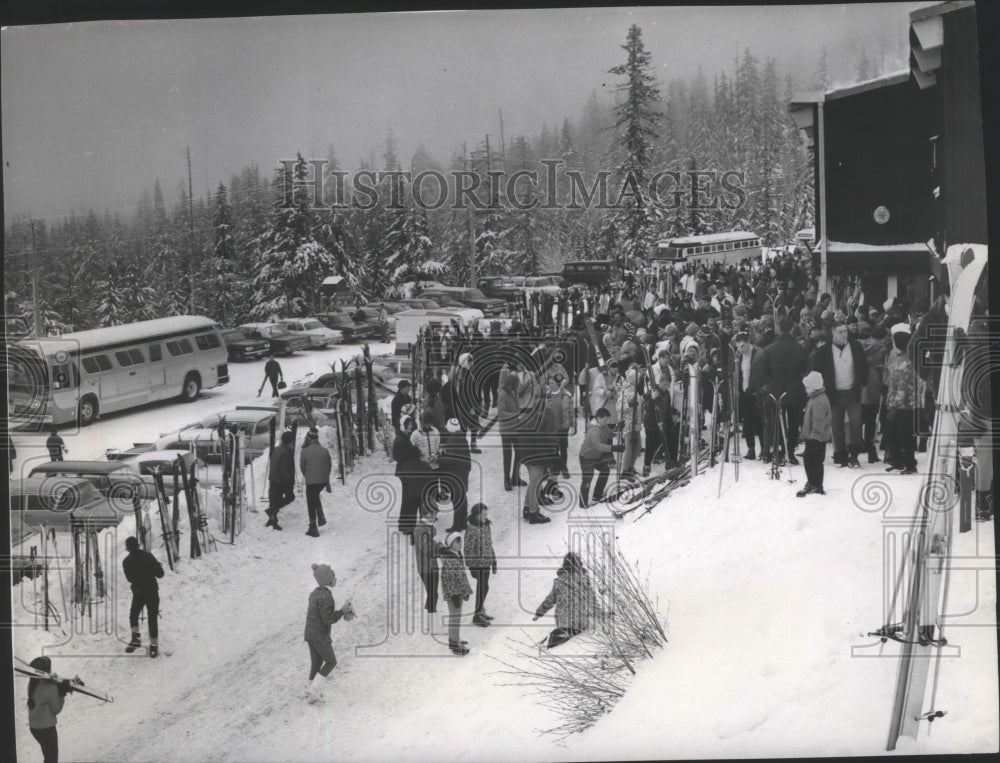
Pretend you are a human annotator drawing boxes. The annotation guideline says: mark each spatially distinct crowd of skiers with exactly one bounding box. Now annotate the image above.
[387,249,992,518]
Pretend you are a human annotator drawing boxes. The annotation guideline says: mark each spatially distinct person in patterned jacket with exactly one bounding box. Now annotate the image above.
[464,503,497,627]
[884,323,918,474]
[532,551,599,649]
[438,532,473,655]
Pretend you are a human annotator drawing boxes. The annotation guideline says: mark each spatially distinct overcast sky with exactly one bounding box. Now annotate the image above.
[2,4,916,222]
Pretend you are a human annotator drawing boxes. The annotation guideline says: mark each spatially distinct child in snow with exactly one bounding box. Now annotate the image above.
[532,551,598,649]
[464,503,497,627]
[798,370,832,497]
[438,531,473,655]
[303,563,353,703]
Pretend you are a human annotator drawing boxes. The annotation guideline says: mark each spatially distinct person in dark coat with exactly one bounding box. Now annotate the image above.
[756,316,808,464]
[45,427,66,461]
[266,430,296,530]
[809,322,870,467]
[303,563,352,703]
[439,418,472,532]
[122,536,165,657]
[442,353,481,452]
[412,502,441,614]
[393,412,427,536]
[390,380,412,433]
[261,354,284,398]
[300,429,333,537]
[734,332,763,459]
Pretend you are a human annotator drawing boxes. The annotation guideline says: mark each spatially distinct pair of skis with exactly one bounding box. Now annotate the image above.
[14,656,114,703]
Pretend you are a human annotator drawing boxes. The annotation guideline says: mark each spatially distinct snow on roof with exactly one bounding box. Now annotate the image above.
[18,316,218,353]
[826,241,930,253]
[826,69,911,100]
[660,231,759,246]
[322,276,346,286]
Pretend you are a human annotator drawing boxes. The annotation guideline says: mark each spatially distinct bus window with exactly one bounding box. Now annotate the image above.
[166,338,194,356]
[51,361,78,389]
[82,355,112,373]
[115,350,135,367]
[149,344,162,362]
[195,332,221,350]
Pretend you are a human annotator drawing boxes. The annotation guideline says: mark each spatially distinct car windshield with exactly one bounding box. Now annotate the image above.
[303,320,324,330]
[465,289,486,299]
[226,332,246,341]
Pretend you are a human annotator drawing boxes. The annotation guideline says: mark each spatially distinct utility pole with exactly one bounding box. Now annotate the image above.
[498,108,506,162]
[464,143,476,288]
[30,220,42,336]
[186,147,196,313]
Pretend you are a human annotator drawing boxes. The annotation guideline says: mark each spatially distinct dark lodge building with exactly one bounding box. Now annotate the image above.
[789,0,987,309]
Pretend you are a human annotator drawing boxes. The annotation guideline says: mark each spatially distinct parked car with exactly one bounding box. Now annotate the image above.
[237,323,312,355]
[156,409,281,462]
[351,306,394,341]
[221,328,270,362]
[314,310,382,342]
[417,286,506,316]
[11,476,120,540]
[365,301,409,318]
[275,318,343,349]
[28,460,158,507]
[477,276,524,303]
[398,298,442,310]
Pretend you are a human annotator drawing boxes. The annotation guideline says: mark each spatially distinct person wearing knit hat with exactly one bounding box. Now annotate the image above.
[304,563,351,703]
[798,370,831,497]
[458,352,473,369]
[890,322,911,337]
[438,530,472,655]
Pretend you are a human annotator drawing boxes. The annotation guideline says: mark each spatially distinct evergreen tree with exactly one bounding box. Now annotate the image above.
[249,154,337,319]
[608,24,663,269]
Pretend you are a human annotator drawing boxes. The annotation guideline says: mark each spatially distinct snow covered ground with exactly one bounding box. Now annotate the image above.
[10,347,999,760]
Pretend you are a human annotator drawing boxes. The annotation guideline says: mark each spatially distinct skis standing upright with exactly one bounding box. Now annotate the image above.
[363,343,378,451]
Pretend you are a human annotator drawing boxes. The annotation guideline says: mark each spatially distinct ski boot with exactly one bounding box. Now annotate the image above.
[125,633,142,654]
[449,640,470,656]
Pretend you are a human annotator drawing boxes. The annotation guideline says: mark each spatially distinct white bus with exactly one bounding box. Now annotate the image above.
[652,231,763,267]
[8,316,229,427]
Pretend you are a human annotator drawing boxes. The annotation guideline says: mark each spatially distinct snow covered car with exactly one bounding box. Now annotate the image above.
[11,475,120,541]
[28,460,158,507]
[275,318,343,349]
[314,310,382,342]
[155,409,280,462]
[221,328,270,362]
[417,286,506,316]
[237,323,311,356]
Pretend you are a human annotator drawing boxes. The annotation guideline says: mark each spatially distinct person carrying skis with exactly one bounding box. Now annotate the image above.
[300,428,332,537]
[26,655,77,763]
[303,563,353,703]
[261,354,284,398]
[438,531,473,655]
[122,536,165,657]
[532,551,599,649]
[266,430,296,531]
[798,371,832,497]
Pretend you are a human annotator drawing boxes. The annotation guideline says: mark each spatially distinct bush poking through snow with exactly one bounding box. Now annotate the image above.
[491,542,668,739]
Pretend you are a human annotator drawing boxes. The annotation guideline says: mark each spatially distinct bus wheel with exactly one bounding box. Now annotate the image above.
[181,373,201,402]
[78,396,99,427]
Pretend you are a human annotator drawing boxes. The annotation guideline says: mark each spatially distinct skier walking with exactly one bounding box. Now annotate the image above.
[122,536,165,657]
[532,552,598,649]
[260,354,284,398]
[464,503,497,627]
[300,428,332,537]
[303,563,353,703]
[266,430,296,531]
[45,427,67,461]
[578,407,619,508]
[26,655,79,763]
